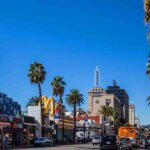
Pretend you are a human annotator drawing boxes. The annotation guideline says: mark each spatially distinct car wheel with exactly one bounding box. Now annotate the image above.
[50,142,53,147]
[44,142,48,147]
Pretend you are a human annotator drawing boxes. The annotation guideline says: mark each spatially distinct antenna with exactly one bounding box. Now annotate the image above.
[113,80,117,87]
[94,66,100,87]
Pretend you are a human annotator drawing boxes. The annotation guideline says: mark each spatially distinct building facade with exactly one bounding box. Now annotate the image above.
[135,114,140,129]
[88,67,122,124]
[106,81,129,123]
[88,87,122,124]
[23,116,37,145]
[0,92,21,116]
[0,92,23,147]
[27,106,42,138]
[129,104,135,126]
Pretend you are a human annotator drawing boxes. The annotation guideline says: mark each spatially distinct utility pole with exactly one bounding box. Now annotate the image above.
[83,123,85,143]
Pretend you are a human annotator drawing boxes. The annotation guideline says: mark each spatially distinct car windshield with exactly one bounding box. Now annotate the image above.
[102,136,116,141]
[94,136,100,139]
[38,138,45,141]
[120,138,129,142]
[45,138,52,140]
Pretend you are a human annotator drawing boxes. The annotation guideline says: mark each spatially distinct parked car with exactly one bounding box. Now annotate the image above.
[100,135,118,150]
[145,136,150,149]
[119,138,132,150]
[92,136,101,145]
[34,137,53,147]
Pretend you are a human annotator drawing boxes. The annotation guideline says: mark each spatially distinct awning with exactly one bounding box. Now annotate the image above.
[24,123,37,126]
[0,122,11,126]
[42,125,51,128]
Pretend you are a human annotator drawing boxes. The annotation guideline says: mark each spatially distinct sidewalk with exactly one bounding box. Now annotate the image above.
[9,145,33,150]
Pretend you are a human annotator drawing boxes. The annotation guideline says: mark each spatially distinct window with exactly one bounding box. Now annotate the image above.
[95,99,99,104]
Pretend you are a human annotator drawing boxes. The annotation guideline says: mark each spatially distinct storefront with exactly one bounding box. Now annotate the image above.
[12,117,24,146]
[56,117,73,144]
[23,116,36,145]
[42,115,52,137]
[0,115,11,148]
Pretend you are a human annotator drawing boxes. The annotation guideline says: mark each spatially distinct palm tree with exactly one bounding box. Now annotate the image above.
[146,96,150,106]
[146,53,150,75]
[97,106,115,135]
[26,96,40,107]
[112,110,118,125]
[66,89,84,143]
[51,76,66,103]
[51,76,66,143]
[97,105,111,121]
[144,0,150,23]
[28,62,46,136]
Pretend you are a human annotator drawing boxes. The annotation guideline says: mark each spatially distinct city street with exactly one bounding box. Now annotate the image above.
[0,1,150,150]
[14,143,147,150]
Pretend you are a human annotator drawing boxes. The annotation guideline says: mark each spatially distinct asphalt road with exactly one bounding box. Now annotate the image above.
[13,143,147,150]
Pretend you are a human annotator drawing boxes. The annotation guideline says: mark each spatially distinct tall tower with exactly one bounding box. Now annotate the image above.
[94,66,100,87]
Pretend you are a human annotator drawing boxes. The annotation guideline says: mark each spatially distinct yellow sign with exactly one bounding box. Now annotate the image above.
[40,96,55,116]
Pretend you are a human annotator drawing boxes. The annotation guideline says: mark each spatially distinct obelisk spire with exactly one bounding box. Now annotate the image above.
[94,66,100,87]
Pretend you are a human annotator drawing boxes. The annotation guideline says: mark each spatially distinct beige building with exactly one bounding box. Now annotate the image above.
[88,87,122,124]
[88,67,122,124]
[129,104,135,126]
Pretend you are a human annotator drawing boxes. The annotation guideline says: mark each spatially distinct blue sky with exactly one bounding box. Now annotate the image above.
[0,0,150,124]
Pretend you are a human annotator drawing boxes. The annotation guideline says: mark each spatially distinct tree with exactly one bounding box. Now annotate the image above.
[112,110,118,124]
[51,76,66,143]
[26,96,40,107]
[146,96,150,106]
[111,110,119,134]
[28,62,46,136]
[144,0,150,23]
[97,106,116,135]
[51,76,66,103]
[66,89,84,143]
[97,105,111,121]
[146,54,150,76]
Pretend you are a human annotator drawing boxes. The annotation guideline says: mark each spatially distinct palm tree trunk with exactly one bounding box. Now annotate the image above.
[38,83,43,137]
[60,94,64,144]
[103,115,106,135]
[110,116,111,135]
[60,94,63,104]
[113,120,116,134]
[104,115,106,121]
[73,103,76,144]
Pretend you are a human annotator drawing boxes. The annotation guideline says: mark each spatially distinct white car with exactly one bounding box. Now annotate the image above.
[92,136,100,145]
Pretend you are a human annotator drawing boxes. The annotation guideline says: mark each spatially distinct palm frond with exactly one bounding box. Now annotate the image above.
[66,89,84,107]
